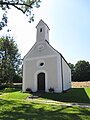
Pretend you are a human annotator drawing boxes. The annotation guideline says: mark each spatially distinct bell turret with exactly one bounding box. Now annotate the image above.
[36,19,50,42]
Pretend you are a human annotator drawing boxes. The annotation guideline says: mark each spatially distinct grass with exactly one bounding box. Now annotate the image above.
[0,86,90,120]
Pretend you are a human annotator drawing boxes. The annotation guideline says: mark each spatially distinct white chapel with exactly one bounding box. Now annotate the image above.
[22,20,71,93]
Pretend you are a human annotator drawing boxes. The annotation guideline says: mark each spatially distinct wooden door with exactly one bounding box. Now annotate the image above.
[37,73,45,92]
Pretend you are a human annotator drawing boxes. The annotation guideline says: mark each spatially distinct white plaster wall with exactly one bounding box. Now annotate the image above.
[62,58,71,91]
[23,55,62,92]
[36,26,49,42]
[22,60,35,92]
[44,57,59,92]
[36,27,45,42]
[56,55,63,93]
[45,27,49,41]
[24,41,59,59]
[22,60,26,92]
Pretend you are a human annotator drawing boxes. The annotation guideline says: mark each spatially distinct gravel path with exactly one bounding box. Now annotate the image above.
[27,97,90,108]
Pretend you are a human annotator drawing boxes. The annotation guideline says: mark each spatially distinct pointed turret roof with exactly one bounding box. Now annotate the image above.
[36,19,50,30]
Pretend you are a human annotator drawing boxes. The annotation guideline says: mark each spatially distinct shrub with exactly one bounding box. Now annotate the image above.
[48,87,54,93]
[26,88,33,93]
[4,88,15,92]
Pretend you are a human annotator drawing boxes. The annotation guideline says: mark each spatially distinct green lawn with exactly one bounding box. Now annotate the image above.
[0,87,90,120]
[40,88,90,103]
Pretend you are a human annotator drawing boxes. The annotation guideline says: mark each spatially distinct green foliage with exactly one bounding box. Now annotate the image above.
[75,60,90,81]
[68,63,75,80]
[13,74,22,83]
[0,0,41,30]
[0,36,22,85]
[69,60,90,81]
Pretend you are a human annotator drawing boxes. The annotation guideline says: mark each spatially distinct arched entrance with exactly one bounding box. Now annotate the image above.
[37,73,45,92]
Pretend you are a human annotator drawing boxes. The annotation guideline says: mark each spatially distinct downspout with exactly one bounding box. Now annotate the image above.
[61,56,63,91]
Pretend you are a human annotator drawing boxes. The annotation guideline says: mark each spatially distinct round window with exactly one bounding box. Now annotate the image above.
[40,62,44,66]
[37,60,45,68]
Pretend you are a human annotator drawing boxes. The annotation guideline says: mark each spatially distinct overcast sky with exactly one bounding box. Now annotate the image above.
[1,0,90,64]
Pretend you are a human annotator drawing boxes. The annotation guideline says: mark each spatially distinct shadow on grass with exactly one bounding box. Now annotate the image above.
[40,88,90,103]
[0,99,90,120]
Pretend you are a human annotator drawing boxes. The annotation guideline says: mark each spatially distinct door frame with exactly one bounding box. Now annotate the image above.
[34,70,47,92]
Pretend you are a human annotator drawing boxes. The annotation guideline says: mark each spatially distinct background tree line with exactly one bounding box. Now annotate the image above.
[69,61,90,81]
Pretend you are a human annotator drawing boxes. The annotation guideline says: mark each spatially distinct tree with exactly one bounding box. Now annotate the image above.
[0,0,41,30]
[0,36,22,85]
[74,60,90,81]
[69,60,90,81]
[68,63,75,81]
